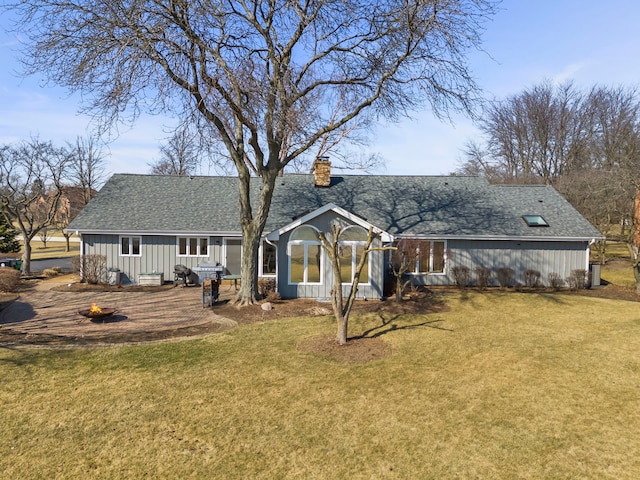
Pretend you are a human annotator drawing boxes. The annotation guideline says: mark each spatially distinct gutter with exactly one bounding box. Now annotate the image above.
[394,234,606,243]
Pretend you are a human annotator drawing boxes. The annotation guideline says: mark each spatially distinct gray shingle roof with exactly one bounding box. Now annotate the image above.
[68,173,603,240]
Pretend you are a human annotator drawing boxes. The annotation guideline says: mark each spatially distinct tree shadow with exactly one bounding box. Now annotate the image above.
[355,312,453,340]
[0,301,37,324]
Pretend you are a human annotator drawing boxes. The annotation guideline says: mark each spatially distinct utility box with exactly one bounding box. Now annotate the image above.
[589,263,601,288]
[107,268,121,286]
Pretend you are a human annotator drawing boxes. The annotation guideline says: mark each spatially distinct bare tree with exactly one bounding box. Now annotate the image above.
[630,190,640,294]
[388,238,424,302]
[149,126,202,176]
[457,81,640,288]
[458,81,591,184]
[555,168,629,263]
[12,0,496,304]
[316,224,390,345]
[66,136,107,205]
[57,136,107,251]
[458,82,640,188]
[0,138,69,275]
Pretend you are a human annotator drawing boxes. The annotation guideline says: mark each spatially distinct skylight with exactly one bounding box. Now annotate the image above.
[522,215,549,227]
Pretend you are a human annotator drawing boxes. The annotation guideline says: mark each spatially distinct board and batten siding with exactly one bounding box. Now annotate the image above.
[81,234,224,284]
[275,211,385,300]
[410,239,590,287]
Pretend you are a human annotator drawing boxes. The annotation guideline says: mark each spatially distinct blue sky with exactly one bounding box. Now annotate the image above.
[1,1,639,177]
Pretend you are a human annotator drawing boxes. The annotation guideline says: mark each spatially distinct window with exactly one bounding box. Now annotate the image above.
[405,240,445,274]
[120,236,141,256]
[178,237,209,257]
[260,240,277,276]
[522,215,549,227]
[288,226,322,284]
[338,226,369,284]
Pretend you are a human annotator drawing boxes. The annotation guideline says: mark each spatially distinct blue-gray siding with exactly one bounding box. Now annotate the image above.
[409,239,590,287]
[81,234,226,284]
[274,211,385,300]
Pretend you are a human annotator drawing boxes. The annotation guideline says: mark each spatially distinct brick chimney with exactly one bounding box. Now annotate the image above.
[312,156,331,187]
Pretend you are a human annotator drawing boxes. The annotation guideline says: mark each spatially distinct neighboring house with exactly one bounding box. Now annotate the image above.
[67,162,603,298]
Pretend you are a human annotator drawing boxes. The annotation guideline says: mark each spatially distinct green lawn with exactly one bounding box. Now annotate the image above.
[1,291,639,478]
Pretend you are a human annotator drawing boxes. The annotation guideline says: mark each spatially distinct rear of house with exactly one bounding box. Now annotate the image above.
[68,172,603,297]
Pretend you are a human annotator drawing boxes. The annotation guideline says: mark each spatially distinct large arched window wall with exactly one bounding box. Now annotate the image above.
[288,225,322,284]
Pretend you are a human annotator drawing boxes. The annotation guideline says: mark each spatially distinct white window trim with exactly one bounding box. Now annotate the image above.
[259,240,277,277]
[288,226,323,285]
[177,236,210,257]
[119,235,142,257]
[405,240,447,275]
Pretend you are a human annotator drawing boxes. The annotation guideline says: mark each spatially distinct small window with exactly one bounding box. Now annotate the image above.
[522,215,549,227]
[177,237,209,257]
[260,241,277,276]
[120,236,141,256]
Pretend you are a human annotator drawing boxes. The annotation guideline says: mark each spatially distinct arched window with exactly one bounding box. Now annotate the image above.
[338,226,369,284]
[288,225,322,284]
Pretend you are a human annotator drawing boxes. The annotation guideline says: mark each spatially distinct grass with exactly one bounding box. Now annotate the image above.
[8,224,80,260]
[599,241,636,288]
[1,291,640,478]
[25,239,80,260]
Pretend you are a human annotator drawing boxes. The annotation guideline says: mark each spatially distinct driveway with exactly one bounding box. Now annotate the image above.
[0,279,236,343]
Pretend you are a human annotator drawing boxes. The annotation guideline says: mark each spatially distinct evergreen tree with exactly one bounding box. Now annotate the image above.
[0,215,21,254]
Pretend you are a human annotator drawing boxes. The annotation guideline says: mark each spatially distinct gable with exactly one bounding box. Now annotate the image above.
[266,203,393,242]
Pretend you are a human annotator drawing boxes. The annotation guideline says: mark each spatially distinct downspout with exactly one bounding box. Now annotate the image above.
[76,231,83,281]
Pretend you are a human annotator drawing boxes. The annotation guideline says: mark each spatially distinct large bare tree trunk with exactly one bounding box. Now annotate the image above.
[21,237,33,275]
[235,168,278,305]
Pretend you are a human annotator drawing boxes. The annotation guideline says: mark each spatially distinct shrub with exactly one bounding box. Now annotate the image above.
[548,272,564,291]
[258,278,279,300]
[475,267,491,290]
[0,268,21,292]
[523,269,541,288]
[77,254,107,284]
[71,255,81,273]
[567,269,587,290]
[496,267,514,288]
[451,265,470,289]
[42,267,62,278]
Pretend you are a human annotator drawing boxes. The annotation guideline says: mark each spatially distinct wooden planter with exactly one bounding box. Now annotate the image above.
[139,273,164,286]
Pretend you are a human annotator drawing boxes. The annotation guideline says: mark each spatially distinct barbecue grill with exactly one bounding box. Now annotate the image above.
[173,264,193,286]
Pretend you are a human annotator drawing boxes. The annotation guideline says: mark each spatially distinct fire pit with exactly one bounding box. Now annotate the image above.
[78,303,118,320]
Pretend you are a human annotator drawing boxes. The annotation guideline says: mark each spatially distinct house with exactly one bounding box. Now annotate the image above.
[67,163,603,298]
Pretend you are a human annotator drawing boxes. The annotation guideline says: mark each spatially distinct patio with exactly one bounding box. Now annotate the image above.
[0,277,236,345]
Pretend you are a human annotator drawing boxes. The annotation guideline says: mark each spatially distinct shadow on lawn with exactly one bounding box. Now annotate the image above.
[357,313,453,340]
[455,288,573,306]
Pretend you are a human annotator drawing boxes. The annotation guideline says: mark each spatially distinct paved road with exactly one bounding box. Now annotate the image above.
[31,257,74,273]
